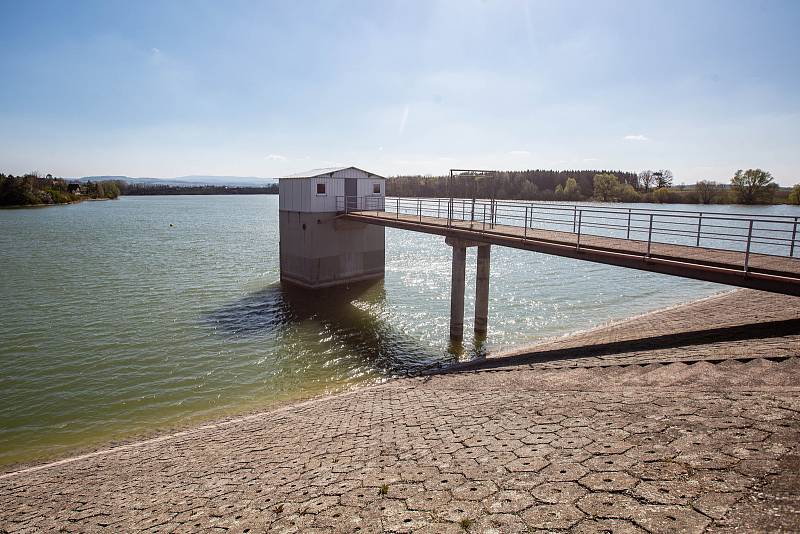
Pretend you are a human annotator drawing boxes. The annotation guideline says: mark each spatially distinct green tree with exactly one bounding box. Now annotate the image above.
[618,183,640,202]
[731,169,777,204]
[563,177,581,200]
[788,184,800,205]
[655,169,673,189]
[593,173,621,201]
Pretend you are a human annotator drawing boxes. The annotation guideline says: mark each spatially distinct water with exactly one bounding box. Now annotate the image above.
[1,196,796,467]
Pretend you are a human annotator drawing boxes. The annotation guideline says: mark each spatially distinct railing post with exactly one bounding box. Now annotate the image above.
[397,197,400,219]
[646,214,654,259]
[626,208,631,240]
[524,206,528,239]
[744,219,754,274]
[791,217,798,258]
[573,205,577,233]
[418,198,422,222]
[437,198,441,219]
[696,213,703,247]
[576,210,582,251]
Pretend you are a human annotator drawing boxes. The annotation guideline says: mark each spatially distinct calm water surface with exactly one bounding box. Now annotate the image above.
[1,196,797,466]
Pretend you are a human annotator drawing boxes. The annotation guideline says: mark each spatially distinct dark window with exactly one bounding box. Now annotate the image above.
[316,183,326,195]
[372,183,381,194]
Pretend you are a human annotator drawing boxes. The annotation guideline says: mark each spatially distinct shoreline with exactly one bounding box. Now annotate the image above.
[0,197,115,209]
[0,288,744,478]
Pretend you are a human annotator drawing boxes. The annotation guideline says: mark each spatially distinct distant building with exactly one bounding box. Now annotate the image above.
[67,183,82,195]
[278,166,385,288]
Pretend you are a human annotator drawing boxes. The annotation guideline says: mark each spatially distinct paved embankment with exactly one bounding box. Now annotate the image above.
[1,289,799,533]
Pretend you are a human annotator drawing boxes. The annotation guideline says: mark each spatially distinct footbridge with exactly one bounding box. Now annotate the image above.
[336,195,800,339]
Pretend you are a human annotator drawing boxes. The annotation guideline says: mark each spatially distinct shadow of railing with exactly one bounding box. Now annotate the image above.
[425,317,800,375]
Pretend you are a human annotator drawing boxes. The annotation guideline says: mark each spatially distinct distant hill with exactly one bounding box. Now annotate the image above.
[77,175,278,187]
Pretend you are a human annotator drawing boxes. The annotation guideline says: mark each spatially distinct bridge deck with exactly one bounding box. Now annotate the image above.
[342,211,800,296]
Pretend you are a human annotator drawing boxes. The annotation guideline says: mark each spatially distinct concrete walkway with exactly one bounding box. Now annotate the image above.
[1,290,799,533]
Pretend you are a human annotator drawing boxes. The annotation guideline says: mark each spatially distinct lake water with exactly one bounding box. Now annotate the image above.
[1,196,797,467]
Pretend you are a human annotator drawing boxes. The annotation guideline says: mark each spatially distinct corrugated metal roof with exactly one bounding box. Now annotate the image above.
[280,166,384,179]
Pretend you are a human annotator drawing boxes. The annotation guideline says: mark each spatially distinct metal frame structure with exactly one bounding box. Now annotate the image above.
[335,195,800,294]
[448,169,498,228]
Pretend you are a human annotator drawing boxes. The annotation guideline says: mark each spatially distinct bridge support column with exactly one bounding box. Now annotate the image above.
[449,241,467,340]
[475,245,490,335]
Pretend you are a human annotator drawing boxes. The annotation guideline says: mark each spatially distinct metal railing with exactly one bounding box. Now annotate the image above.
[336,195,385,213]
[337,196,800,272]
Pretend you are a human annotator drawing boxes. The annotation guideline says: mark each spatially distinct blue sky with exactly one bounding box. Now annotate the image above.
[1,0,798,184]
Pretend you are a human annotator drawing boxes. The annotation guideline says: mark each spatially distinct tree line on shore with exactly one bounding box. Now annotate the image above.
[0,172,120,206]
[386,168,800,205]
[0,174,279,206]
[3,169,799,207]
[121,183,278,195]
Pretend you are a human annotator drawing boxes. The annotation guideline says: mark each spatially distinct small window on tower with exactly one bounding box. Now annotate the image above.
[316,183,326,195]
[372,183,381,194]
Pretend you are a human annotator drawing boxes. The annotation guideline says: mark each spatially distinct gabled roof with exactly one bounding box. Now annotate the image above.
[280,166,384,179]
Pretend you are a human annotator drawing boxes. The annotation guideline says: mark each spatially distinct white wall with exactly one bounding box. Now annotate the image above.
[280,168,385,213]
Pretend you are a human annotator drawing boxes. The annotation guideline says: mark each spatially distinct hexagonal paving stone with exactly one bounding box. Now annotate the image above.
[579,471,639,492]
[435,499,483,523]
[572,518,647,534]
[505,457,550,473]
[633,504,711,534]
[422,473,467,492]
[674,451,739,469]
[531,482,588,504]
[539,462,589,482]
[298,495,339,515]
[474,512,528,533]
[339,487,379,508]
[452,481,498,501]
[582,454,635,472]
[521,504,585,530]
[514,444,554,458]
[482,490,536,514]
[406,490,452,512]
[576,492,640,519]
[382,509,434,533]
[551,436,594,449]
[624,444,675,463]
[398,465,440,483]
[633,480,700,505]
[553,449,592,463]
[521,434,556,445]
[627,460,688,481]
[692,491,743,520]
[586,441,633,455]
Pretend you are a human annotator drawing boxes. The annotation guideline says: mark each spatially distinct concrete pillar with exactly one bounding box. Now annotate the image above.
[449,243,467,340]
[475,245,491,334]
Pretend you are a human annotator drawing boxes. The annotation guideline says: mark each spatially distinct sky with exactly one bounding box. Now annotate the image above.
[1,0,799,184]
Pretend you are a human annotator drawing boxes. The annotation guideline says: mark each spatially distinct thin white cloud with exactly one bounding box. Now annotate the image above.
[398,105,410,136]
[265,154,287,161]
[508,150,531,156]
[583,157,600,162]
[623,134,649,141]
[151,47,161,55]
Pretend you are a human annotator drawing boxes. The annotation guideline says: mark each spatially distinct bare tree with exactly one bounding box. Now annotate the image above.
[638,170,654,192]
[694,180,720,204]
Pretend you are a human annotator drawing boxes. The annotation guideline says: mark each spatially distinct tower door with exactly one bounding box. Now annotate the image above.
[345,178,358,210]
